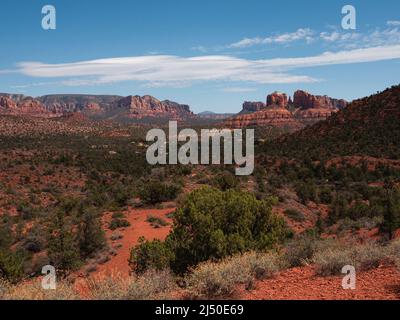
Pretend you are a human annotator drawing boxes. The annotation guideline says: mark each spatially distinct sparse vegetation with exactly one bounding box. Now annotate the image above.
[146,215,169,228]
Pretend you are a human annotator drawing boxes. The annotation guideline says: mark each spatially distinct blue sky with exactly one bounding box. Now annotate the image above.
[0,0,399,113]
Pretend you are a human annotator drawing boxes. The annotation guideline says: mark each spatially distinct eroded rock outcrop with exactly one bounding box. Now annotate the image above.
[293,90,347,110]
[267,92,288,108]
[118,95,193,119]
[224,108,301,129]
[0,95,56,117]
[224,90,348,128]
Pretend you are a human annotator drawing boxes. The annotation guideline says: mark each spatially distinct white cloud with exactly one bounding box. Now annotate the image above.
[387,20,400,26]
[13,45,400,88]
[16,55,317,86]
[214,24,400,52]
[228,28,314,48]
[319,25,400,49]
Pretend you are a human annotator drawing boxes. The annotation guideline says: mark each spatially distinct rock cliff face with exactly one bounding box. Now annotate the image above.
[224,90,348,128]
[0,95,56,117]
[293,90,347,110]
[0,93,194,121]
[224,108,302,129]
[118,95,193,119]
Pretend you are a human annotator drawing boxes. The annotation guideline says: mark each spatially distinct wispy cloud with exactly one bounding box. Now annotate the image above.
[319,25,400,49]
[12,45,400,88]
[228,28,314,49]
[194,23,400,53]
[387,20,400,26]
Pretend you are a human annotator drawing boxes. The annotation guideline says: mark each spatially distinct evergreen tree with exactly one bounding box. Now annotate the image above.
[47,210,81,273]
[77,207,106,258]
[381,181,400,239]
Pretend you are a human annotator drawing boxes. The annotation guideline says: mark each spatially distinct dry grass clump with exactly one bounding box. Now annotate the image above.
[126,269,176,300]
[385,239,400,269]
[87,274,130,300]
[283,236,340,268]
[313,242,386,276]
[87,269,176,300]
[0,278,10,299]
[1,280,78,300]
[186,251,281,299]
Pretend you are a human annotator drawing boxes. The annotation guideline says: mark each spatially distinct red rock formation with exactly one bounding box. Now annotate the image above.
[224,108,301,129]
[0,95,56,117]
[293,90,348,110]
[84,102,102,114]
[293,90,346,120]
[241,101,266,113]
[118,95,193,119]
[0,96,17,110]
[0,93,194,121]
[267,92,288,108]
[225,89,348,128]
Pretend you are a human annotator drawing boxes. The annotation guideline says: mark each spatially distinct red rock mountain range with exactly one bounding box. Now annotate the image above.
[0,90,347,126]
[0,93,194,121]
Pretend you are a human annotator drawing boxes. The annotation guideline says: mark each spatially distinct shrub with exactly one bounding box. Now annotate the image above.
[313,242,386,276]
[47,210,81,273]
[0,249,26,283]
[126,269,176,300]
[295,182,317,204]
[380,184,400,239]
[284,208,305,222]
[87,269,176,300]
[212,171,238,191]
[132,187,290,274]
[187,258,240,299]
[146,215,169,228]
[130,237,173,274]
[284,235,318,268]
[87,274,129,300]
[2,280,78,300]
[386,239,400,269]
[186,251,281,299]
[110,232,123,241]
[168,187,290,273]
[109,218,131,230]
[77,207,106,259]
[0,278,10,299]
[139,181,180,205]
[318,187,333,204]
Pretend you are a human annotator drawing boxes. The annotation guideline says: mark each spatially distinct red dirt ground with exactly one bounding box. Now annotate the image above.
[239,264,400,300]
[96,207,175,276]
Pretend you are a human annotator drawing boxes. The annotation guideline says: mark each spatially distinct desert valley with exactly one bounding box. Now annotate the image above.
[0,85,399,300]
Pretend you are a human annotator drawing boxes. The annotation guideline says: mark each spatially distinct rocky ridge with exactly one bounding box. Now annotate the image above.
[0,93,194,121]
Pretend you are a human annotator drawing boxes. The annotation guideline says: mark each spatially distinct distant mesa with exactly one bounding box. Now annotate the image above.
[197,111,234,120]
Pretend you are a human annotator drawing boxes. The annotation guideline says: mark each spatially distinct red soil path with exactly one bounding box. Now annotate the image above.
[96,207,175,276]
[239,264,400,300]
